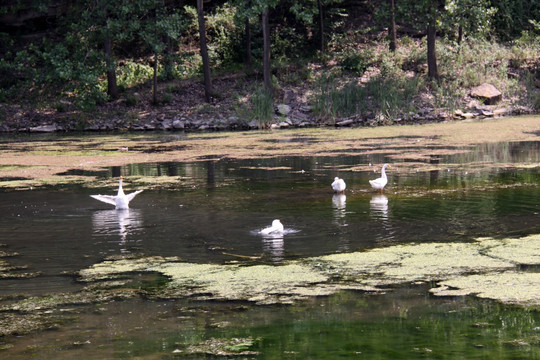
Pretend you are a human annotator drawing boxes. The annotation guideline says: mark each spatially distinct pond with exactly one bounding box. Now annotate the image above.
[0,134,539,359]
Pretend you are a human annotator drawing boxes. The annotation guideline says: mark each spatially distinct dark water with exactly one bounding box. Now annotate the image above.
[1,139,540,358]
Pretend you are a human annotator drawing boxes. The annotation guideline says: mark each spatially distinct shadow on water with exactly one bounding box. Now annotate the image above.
[0,139,539,358]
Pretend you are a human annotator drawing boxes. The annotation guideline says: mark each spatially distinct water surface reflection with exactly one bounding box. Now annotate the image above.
[92,209,143,250]
[0,138,539,359]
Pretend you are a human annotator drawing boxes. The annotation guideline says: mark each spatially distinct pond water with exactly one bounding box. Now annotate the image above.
[0,137,539,359]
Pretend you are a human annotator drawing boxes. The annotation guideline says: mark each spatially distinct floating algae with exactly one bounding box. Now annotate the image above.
[76,234,540,306]
[153,262,330,304]
[0,246,41,279]
[78,255,179,282]
[182,337,259,356]
[317,241,514,286]
[431,272,540,306]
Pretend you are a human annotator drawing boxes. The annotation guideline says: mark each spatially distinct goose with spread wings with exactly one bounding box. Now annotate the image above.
[90,177,143,210]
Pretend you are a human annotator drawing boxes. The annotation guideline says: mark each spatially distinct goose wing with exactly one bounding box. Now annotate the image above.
[125,190,143,202]
[90,194,117,206]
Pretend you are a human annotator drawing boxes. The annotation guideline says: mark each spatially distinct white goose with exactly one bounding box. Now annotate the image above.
[259,219,284,235]
[331,177,346,194]
[90,177,143,210]
[369,164,389,193]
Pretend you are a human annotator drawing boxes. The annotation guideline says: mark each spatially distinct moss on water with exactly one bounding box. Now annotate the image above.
[3,234,539,339]
[481,234,540,265]
[431,272,540,306]
[185,337,259,356]
[78,256,179,281]
[156,263,328,304]
[74,233,540,306]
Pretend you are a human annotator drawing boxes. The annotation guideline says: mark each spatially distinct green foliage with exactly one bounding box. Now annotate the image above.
[117,61,154,89]
[441,0,497,41]
[491,0,540,41]
[337,48,372,75]
[206,3,244,67]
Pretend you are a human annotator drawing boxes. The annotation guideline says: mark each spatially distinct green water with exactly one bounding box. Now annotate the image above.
[0,138,539,359]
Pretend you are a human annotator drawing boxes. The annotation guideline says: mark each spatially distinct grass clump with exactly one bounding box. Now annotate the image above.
[250,87,274,128]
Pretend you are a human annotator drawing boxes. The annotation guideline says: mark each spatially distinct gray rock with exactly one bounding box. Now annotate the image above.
[276,104,291,116]
[470,83,502,105]
[248,120,259,129]
[279,121,290,128]
[337,119,354,127]
[29,124,59,133]
[161,120,173,130]
[172,120,185,129]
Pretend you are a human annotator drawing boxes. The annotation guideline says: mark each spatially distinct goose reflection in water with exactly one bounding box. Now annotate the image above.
[369,194,396,243]
[262,235,284,262]
[369,194,389,219]
[332,193,348,225]
[92,209,143,249]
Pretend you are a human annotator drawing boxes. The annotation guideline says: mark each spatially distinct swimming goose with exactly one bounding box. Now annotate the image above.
[369,164,389,193]
[90,177,143,210]
[259,219,284,235]
[331,177,346,194]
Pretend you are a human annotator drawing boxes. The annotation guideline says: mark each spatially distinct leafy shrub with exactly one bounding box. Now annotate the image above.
[338,48,372,75]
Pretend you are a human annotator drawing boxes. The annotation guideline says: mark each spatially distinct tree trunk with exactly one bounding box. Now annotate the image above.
[104,34,118,99]
[197,0,212,102]
[427,21,439,79]
[245,0,252,67]
[164,36,174,80]
[262,9,272,93]
[318,0,324,52]
[457,24,463,45]
[153,52,158,105]
[389,0,397,52]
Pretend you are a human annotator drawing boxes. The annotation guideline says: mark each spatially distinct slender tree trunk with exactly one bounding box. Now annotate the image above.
[104,37,118,99]
[457,24,463,45]
[103,13,118,100]
[245,0,252,67]
[152,7,158,105]
[427,21,439,79]
[389,0,397,52]
[164,36,174,80]
[262,9,272,93]
[318,0,324,52]
[197,0,212,102]
[153,52,158,104]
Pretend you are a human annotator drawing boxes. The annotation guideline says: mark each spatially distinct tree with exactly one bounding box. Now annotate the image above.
[389,0,397,52]
[442,0,496,45]
[261,8,272,92]
[244,0,253,67]
[104,9,119,99]
[197,0,213,102]
[318,0,325,52]
[426,12,438,79]
[393,0,444,79]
